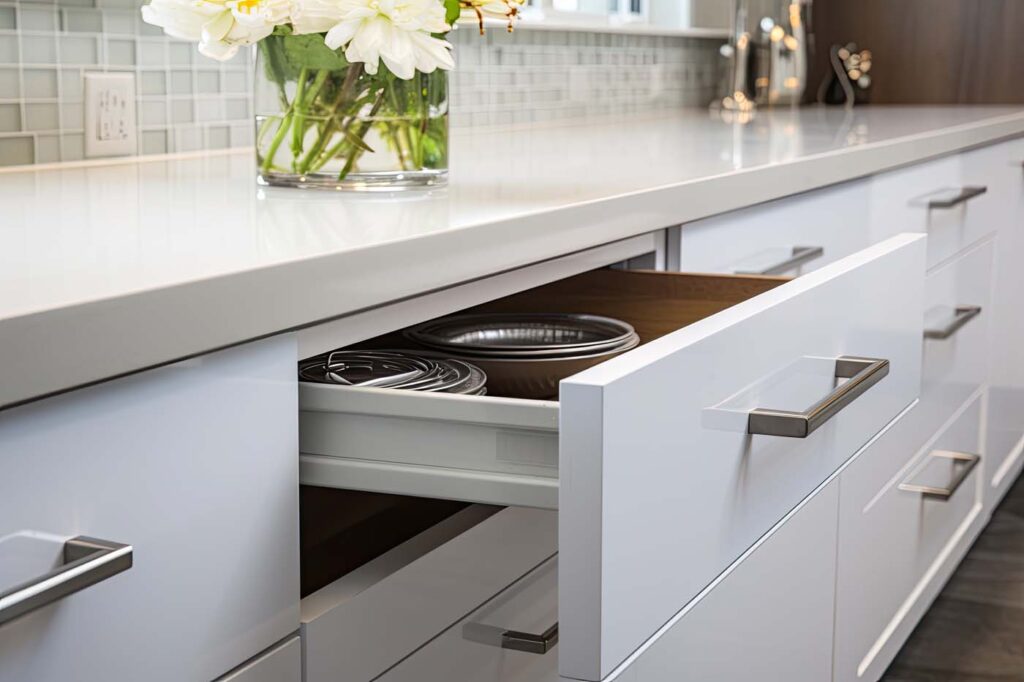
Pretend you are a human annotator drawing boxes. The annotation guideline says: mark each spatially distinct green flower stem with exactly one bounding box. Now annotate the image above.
[260,109,294,175]
[294,64,365,175]
[290,69,331,171]
[385,79,417,170]
[337,90,385,181]
[289,67,309,165]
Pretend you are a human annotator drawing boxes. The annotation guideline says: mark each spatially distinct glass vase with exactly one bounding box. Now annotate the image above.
[254,34,449,191]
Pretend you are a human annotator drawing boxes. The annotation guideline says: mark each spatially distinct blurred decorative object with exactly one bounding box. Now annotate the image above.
[714,0,812,113]
[817,43,873,107]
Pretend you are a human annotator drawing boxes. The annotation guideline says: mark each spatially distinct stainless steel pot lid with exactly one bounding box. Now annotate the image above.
[299,350,487,395]
[405,313,637,356]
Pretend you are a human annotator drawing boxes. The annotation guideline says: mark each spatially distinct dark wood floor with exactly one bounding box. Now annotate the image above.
[882,474,1024,681]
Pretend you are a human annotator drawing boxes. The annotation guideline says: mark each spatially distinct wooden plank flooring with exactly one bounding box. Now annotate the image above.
[883,475,1024,680]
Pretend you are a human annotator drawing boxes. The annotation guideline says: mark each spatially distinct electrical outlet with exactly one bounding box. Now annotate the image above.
[84,72,138,158]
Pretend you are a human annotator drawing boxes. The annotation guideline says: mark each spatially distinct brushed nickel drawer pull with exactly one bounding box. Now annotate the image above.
[928,186,988,209]
[747,356,889,438]
[463,621,559,655]
[924,305,982,340]
[734,246,825,276]
[0,536,133,626]
[502,623,559,654]
[898,450,980,500]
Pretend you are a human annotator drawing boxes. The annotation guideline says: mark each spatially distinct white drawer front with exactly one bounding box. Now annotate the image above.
[982,137,1024,505]
[560,234,925,680]
[378,557,559,682]
[380,482,840,682]
[0,338,299,682]
[869,153,995,269]
[301,506,557,682]
[616,479,839,682]
[834,394,986,682]
[918,238,994,430]
[217,637,301,682]
[676,179,871,277]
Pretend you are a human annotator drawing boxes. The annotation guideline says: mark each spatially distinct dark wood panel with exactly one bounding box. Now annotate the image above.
[810,0,1024,104]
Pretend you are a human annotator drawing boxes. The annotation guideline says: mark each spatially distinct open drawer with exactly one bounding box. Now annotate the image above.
[300,233,926,681]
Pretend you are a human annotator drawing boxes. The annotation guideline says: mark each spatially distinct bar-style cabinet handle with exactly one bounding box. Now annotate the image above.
[928,186,988,209]
[502,623,559,654]
[463,621,559,655]
[747,356,889,438]
[0,536,133,626]
[924,305,982,340]
[734,246,825,276]
[898,450,980,500]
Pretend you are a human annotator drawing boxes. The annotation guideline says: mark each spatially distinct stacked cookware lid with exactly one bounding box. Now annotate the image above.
[299,350,487,395]
[403,313,640,399]
[405,313,639,358]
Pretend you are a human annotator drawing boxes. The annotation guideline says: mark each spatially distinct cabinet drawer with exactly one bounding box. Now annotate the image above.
[676,179,871,277]
[834,394,986,682]
[619,478,839,682]
[301,505,557,682]
[870,153,994,268]
[917,238,994,431]
[0,338,299,682]
[301,234,925,680]
[216,637,301,682]
[378,557,559,682]
[380,479,839,682]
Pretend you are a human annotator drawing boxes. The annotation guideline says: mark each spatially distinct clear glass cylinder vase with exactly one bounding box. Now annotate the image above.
[254,35,449,191]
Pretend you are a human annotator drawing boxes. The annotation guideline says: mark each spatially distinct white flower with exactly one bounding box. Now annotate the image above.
[291,0,454,79]
[141,0,290,61]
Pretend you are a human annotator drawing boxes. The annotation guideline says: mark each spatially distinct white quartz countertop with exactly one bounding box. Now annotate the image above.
[3,105,1024,408]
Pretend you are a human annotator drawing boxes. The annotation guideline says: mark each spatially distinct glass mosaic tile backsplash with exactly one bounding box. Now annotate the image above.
[0,0,723,167]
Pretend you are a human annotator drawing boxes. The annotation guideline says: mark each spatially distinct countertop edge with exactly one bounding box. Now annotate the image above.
[4,111,1023,410]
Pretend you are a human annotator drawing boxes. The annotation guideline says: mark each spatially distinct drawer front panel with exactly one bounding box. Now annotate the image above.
[0,338,299,682]
[380,482,839,682]
[869,153,995,268]
[217,637,301,682]
[560,235,925,681]
[617,479,839,682]
[835,394,986,682]
[913,238,995,456]
[377,557,560,682]
[301,506,557,682]
[981,137,1024,505]
[676,180,871,277]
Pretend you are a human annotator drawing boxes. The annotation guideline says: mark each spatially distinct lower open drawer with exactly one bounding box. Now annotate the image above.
[300,234,926,681]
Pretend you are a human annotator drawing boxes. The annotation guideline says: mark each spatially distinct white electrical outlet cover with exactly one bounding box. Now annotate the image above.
[84,72,138,158]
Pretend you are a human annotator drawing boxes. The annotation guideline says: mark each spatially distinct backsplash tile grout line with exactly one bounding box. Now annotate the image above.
[0,0,722,166]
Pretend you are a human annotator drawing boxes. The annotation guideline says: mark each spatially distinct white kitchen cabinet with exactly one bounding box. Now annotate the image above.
[868,152,995,270]
[301,506,557,682]
[299,234,925,681]
[379,477,840,682]
[834,394,986,682]
[0,337,299,682]
[614,477,839,682]
[377,556,560,682]
[216,637,301,682]
[915,238,995,440]
[969,138,1024,506]
[674,178,872,277]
